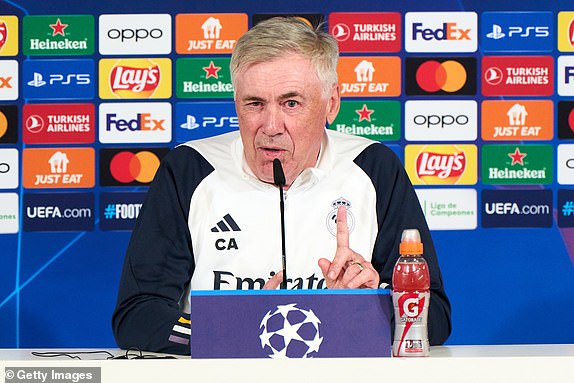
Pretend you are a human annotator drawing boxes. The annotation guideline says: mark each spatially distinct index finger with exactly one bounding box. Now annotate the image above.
[336,205,349,248]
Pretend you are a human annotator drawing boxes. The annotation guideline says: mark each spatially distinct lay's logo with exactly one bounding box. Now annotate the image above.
[99,58,171,99]
[405,144,477,185]
[0,16,18,56]
[558,12,574,52]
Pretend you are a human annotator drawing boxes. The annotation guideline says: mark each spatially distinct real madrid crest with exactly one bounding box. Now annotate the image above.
[326,197,355,236]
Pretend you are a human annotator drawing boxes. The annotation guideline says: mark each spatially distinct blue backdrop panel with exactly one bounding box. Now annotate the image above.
[0,0,573,349]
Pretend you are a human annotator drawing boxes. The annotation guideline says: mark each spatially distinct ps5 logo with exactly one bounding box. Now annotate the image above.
[27,72,91,87]
[180,115,238,130]
[486,24,549,40]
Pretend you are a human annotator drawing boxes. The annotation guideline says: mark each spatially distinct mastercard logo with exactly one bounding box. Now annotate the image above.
[0,111,7,138]
[100,147,170,186]
[416,60,467,93]
[109,151,160,183]
[406,57,476,96]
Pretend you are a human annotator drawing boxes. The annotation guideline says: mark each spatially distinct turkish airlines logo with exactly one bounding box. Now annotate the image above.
[328,12,401,53]
[99,58,172,99]
[481,56,553,96]
[405,57,476,96]
[331,23,351,41]
[23,103,94,144]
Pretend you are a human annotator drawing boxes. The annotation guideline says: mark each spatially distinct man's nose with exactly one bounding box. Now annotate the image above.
[261,106,285,136]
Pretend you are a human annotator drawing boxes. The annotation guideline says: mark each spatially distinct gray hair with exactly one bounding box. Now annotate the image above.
[230,17,339,95]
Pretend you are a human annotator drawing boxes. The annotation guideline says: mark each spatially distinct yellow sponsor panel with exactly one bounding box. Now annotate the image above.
[558,12,574,52]
[405,144,477,185]
[99,58,172,99]
[0,16,18,56]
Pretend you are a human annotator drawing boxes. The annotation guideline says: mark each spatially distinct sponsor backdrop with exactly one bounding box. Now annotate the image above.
[0,0,573,349]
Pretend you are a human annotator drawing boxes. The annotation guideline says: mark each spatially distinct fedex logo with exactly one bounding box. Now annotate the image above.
[412,22,471,41]
[99,102,171,144]
[106,113,165,131]
[406,12,477,52]
[558,56,574,96]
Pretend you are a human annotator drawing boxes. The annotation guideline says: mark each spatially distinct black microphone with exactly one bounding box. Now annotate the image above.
[272,159,287,289]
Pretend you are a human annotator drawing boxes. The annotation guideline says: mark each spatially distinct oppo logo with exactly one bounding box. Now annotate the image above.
[107,28,163,42]
[567,158,574,169]
[413,114,469,128]
[0,162,9,173]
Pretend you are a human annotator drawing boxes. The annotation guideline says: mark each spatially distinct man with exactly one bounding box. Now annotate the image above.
[112,17,451,355]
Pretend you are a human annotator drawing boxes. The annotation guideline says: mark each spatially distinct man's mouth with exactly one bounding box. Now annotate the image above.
[259,146,285,158]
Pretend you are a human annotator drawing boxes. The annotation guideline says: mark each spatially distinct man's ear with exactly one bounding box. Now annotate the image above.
[325,85,341,125]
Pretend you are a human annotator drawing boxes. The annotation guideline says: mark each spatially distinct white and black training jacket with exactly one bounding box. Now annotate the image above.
[112,130,452,355]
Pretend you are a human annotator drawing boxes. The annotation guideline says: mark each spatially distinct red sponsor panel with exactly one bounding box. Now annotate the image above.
[482,56,553,96]
[23,103,95,144]
[329,12,401,52]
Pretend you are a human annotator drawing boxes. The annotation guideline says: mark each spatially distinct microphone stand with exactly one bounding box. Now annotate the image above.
[273,159,288,289]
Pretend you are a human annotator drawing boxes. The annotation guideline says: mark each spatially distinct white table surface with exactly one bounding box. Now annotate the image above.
[0,344,572,383]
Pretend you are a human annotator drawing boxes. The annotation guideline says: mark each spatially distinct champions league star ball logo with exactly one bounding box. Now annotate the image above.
[259,303,323,358]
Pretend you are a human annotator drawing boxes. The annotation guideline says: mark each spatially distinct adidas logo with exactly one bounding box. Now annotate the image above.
[211,213,241,232]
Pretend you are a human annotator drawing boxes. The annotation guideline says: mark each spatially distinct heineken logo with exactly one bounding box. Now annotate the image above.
[356,104,374,122]
[176,57,233,99]
[50,18,67,36]
[23,15,94,55]
[482,144,553,185]
[508,147,526,166]
[203,61,221,79]
[329,100,400,141]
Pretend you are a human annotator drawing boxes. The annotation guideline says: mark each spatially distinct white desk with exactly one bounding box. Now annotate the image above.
[1,345,573,383]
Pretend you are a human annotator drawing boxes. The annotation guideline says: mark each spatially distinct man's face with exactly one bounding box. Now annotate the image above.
[234,54,340,187]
